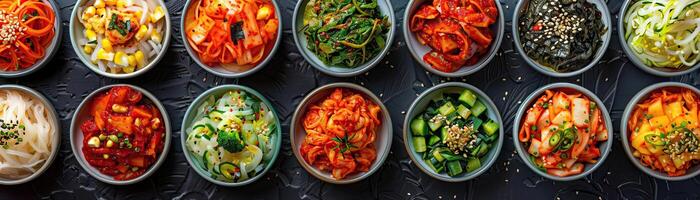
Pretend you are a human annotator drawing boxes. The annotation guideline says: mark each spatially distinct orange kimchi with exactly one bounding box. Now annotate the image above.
[300,88,382,180]
[518,89,608,177]
[627,87,700,177]
[184,0,278,71]
[410,0,497,72]
[0,0,55,71]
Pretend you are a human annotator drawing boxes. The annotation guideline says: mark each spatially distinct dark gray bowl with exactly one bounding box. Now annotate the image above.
[0,0,61,78]
[620,82,700,181]
[180,0,282,78]
[403,0,504,78]
[290,82,392,184]
[180,84,282,186]
[292,0,396,77]
[0,85,60,185]
[69,0,172,79]
[69,84,171,185]
[512,0,612,77]
[403,82,504,182]
[513,83,613,181]
[618,0,700,77]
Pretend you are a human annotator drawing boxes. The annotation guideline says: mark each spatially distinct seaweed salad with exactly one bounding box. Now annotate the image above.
[518,0,607,72]
[301,0,391,68]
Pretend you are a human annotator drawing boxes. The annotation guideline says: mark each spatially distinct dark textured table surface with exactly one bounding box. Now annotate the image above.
[1,0,699,199]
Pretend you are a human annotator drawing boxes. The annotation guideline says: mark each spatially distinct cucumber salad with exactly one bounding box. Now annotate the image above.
[185,90,277,182]
[409,89,499,177]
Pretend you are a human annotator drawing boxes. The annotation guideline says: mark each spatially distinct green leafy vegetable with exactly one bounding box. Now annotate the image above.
[301,0,390,68]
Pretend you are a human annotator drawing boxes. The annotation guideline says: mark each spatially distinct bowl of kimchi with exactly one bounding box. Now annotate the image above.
[513,83,613,181]
[290,82,392,184]
[403,0,504,77]
[621,82,700,181]
[181,0,281,78]
[70,84,171,185]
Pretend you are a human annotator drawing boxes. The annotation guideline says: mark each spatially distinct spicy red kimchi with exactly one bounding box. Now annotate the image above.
[300,88,382,180]
[80,86,165,181]
[410,0,498,72]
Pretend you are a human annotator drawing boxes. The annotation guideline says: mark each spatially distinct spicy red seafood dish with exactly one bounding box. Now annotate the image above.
[80,86,165,181]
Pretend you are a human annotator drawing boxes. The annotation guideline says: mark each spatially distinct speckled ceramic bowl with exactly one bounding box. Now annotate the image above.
[292,0,396,77]
[180,0,282,78]
[0,0,61,78]
[403,0,504,78]
[618,0,700,77]
[620,82,700,181]
[290,82,392,184]
[403,82,504,182]
[180,84,282,187]
[69,0,172,79]
[70,84,171,185]
[512,0,612,77]
[0,85,60,185]
[513,83,613,181]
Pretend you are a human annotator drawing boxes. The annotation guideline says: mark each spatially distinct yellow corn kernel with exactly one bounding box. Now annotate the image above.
[101,38,112,52]
[151,6,165,23]
[85,29,97,41]
[106,140,114,148]
[150,31,162,43]
[134,50,146,68]
[104,0,116,6]
[256,5,272,20]
[82,6,96,20]
[134,10,142,20]
[103,154,109,159]
[114,52,129,67]
[127,54,136,67]
[96,48,114,61]
[135,25,148,40]
[94,0,105,8]
[96,7,106,16]
[83,45,94,54]
[116,0,132,8]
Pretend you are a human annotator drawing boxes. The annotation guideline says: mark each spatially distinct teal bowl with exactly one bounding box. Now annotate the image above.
[180,85,282,186]
[403,82,504,182]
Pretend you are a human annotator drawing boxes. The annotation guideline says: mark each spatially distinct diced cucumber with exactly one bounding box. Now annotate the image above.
[457,104,472,119]
[411,117,428,136]
[219,162,236,179]
[459,89,478,107]
[466,157,481,172]
[428,135,441,146]
[424,159,438,172]
[471,100,487,117]
[438,102,456,116]
[486,133,498,142]
[435,162,445,173]
[440,126,449,141]
[483,120,499,136]
[475,143,489,157]
[428,118,443,132]
[432,150,445,162]
[446,160,463,176]
[470,116,483,130]
[441,152,463,161]
[413,137,427,153]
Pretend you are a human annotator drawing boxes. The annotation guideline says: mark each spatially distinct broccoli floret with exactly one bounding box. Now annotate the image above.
[217,130,245,153]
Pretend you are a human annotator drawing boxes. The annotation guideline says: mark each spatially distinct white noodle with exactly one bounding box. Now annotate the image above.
[0,90,55,180]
